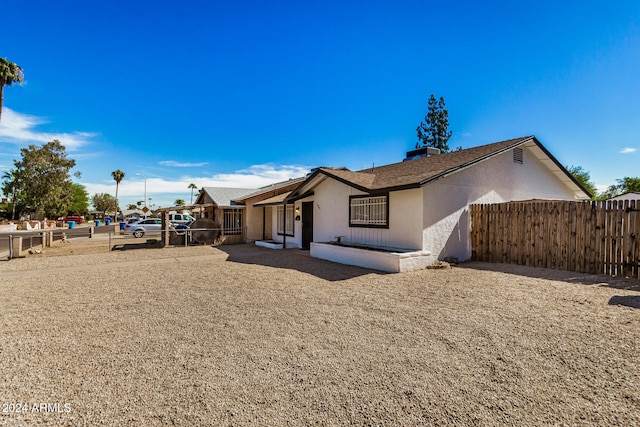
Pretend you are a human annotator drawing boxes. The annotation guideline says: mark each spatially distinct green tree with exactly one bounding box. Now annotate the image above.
[188,183,198,204]
[12,140,77,218]
[175,198,186,206]
[1,169,20,219]
[68,183,90,215]
[566,165,598,199]
[127,203,138,210]
[602,177,640,199]
[416,94,452,152]
[0,58,24,123]
[92,193,117,218]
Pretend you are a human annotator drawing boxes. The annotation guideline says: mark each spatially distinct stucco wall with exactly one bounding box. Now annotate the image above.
[388,188,423,249]
[422,147,579,261]
[312,179,423,250]
[244,197,266,242]
[313,178,366,244]
[269,196,313,248]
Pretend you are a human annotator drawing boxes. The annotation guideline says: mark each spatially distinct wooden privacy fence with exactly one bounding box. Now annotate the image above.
[470,200,640,279]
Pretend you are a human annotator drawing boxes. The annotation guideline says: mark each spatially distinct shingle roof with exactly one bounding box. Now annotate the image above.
[253,191,292,206]
[198,187,256,207]
[232,177,306,202]
[314,136,532,192]
[288,136,591,199]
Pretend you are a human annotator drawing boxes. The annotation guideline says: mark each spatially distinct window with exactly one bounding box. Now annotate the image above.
[223,209,243,235]
[277,204,294,236]
[349,195,388,228]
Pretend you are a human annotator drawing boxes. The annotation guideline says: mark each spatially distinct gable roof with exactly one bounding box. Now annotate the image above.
[609,192,640,201]
[288,136,591,200]
[232,176,306,203]
[253,191,292,206]
[196,187,256,208]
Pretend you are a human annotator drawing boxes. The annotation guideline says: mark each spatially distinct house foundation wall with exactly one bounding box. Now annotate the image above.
[310,242,434,273]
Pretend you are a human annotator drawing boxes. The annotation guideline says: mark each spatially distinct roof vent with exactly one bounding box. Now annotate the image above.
[404,146,441,161]
[513,147,523,164]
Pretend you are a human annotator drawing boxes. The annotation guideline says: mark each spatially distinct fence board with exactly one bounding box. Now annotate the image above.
[629,200,640,278]
[471,199,640,280]
[595,201,605,275]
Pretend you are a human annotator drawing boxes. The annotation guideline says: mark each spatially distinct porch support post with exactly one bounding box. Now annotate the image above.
[282,202,286,249]
[262,206,266,241]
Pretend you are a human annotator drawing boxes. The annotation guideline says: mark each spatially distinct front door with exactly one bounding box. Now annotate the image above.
[301,201,314,249]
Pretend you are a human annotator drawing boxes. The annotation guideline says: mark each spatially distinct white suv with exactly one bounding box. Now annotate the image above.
[169,213,195,225]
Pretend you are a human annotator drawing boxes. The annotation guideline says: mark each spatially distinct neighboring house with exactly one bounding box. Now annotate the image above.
[609,192,640,201]
[232,177,306,242]
[193,178,306,244]
[259,136,591,271]
[194,187,256,244]
[121,208,148,219]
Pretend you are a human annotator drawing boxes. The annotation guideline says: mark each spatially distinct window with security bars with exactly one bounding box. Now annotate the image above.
[223,209,243,235]
[277,205,294,236]
[349,195,388,227]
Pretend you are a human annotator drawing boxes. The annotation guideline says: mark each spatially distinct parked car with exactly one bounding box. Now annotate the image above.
[124,218,162,238]
[169,213,195,225]
[126,217,142,225]
[62,215,84,224]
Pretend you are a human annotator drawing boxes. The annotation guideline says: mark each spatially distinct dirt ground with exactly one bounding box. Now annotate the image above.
[1,239,639,426]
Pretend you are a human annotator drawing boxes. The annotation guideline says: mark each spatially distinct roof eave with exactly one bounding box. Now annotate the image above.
[287,168,373,199]
[418,136,536,187]
[415,136,591,199]
[527,137,593,199]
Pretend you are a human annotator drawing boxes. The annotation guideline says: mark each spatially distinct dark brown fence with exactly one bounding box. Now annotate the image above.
[470,200,640,279]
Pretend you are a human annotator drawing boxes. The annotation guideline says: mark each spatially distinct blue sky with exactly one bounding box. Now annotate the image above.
[1,1,639,209]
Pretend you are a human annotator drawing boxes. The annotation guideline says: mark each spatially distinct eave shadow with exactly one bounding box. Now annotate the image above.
[111,239,163,251]
[609,295,640,309]
[216,244,386,282]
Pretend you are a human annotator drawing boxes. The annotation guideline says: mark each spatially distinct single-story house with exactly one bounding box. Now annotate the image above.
[232,177,306,242]
[258,136,591,272]
[609,192,640,201]
[121,208,148,219]
[193,178,305,244]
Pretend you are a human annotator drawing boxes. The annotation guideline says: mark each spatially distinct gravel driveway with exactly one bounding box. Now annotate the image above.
[1,243,639,426]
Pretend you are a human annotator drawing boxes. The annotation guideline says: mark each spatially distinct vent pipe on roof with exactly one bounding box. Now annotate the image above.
[404,146,441,161]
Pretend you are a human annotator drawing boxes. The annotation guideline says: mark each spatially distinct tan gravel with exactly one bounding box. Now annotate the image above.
[1,242,639,426]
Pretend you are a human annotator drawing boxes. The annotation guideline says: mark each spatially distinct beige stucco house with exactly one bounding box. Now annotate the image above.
[193,178,305,244]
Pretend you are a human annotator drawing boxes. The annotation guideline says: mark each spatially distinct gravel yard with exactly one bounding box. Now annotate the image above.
[1,242,639,426]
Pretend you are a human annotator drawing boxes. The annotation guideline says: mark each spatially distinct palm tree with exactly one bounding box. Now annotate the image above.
[188,183,198,204]
[0,58,24,123]
[111,170,125,219]
[174,198,186,206]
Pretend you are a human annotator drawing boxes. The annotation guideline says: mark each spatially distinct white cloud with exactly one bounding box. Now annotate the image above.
[0,107,97,150]
[82,163,310,208]
[158,160,209,167]
[619,147,637,154]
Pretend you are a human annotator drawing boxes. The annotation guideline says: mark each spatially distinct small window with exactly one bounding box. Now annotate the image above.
[277,205,294,236]
[349,195,388,228]
[513,147,523,164]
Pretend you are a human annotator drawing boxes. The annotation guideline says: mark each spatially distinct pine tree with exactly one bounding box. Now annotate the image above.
[416,94,452,152]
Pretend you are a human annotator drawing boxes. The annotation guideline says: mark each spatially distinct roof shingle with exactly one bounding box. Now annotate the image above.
[320,136,533,191]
